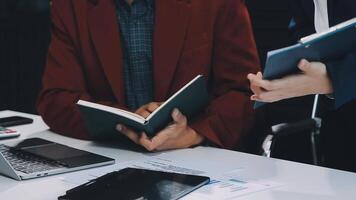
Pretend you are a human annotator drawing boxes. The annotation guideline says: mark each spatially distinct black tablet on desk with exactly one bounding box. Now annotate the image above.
[58,168,210,200]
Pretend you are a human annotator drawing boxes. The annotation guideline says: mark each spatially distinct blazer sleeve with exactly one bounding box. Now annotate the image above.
[326,51,356,109]
[37,1,126,139]
[190,0,260,149]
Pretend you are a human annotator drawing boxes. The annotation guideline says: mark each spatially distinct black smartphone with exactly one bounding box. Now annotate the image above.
[0,116,33,127]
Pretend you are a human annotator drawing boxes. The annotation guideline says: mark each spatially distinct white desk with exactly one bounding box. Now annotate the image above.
[1,110,356,200]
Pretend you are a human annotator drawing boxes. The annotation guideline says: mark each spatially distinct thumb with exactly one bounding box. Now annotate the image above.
[172,108,187,126]
[298,59,312,73]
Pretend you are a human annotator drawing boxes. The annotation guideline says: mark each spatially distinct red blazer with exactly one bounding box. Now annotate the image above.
[37,0,260,149]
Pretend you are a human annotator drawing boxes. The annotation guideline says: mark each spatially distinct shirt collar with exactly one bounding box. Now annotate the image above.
[116,0,154,9]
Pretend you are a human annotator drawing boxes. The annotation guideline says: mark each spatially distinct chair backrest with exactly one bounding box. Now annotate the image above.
[261,118,322,165]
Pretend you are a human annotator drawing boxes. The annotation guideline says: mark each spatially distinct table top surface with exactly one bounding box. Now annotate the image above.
[1,110,356,200]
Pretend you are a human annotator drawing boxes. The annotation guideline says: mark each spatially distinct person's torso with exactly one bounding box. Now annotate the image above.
[60,0,228,104]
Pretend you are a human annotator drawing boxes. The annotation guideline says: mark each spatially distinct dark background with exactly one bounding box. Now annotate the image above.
[0,0,50,113]
[0,0,317,163]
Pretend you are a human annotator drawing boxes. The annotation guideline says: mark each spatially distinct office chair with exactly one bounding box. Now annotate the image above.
[261,95,323,166]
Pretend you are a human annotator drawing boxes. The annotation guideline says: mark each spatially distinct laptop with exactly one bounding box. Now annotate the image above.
[0,138,115,180]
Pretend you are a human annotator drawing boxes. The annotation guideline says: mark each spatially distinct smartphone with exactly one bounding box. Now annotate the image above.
[0,126,20,139]
[0,116,33,127]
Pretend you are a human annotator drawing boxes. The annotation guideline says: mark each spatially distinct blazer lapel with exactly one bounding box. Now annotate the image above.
[87,0,126,104]
[153,0,192,101]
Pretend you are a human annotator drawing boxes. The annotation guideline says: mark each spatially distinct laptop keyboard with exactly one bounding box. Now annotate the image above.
[0,144,64,174]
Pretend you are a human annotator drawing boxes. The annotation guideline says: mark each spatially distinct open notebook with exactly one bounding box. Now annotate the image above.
[77,75,209,138]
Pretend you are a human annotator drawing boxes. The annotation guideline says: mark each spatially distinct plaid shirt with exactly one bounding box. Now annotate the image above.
[115,0,154,110]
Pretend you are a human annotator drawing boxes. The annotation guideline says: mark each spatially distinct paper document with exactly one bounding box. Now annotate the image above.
[129,157,206,175]
[59,162,128,185]
[182,179,282,200]
[60,157,204,185]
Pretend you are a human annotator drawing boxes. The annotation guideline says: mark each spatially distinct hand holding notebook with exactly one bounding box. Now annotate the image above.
[116,107,205,151]
[77,75,209,145]
[250,18,356,108]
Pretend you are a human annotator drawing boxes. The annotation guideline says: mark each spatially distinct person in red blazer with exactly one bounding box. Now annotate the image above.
[37,0,259,151]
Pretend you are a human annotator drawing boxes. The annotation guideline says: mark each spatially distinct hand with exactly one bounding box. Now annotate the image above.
[116,109,204,151]
[135,102,163,118]
[247,59,333,103]
[116,102,162,146]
